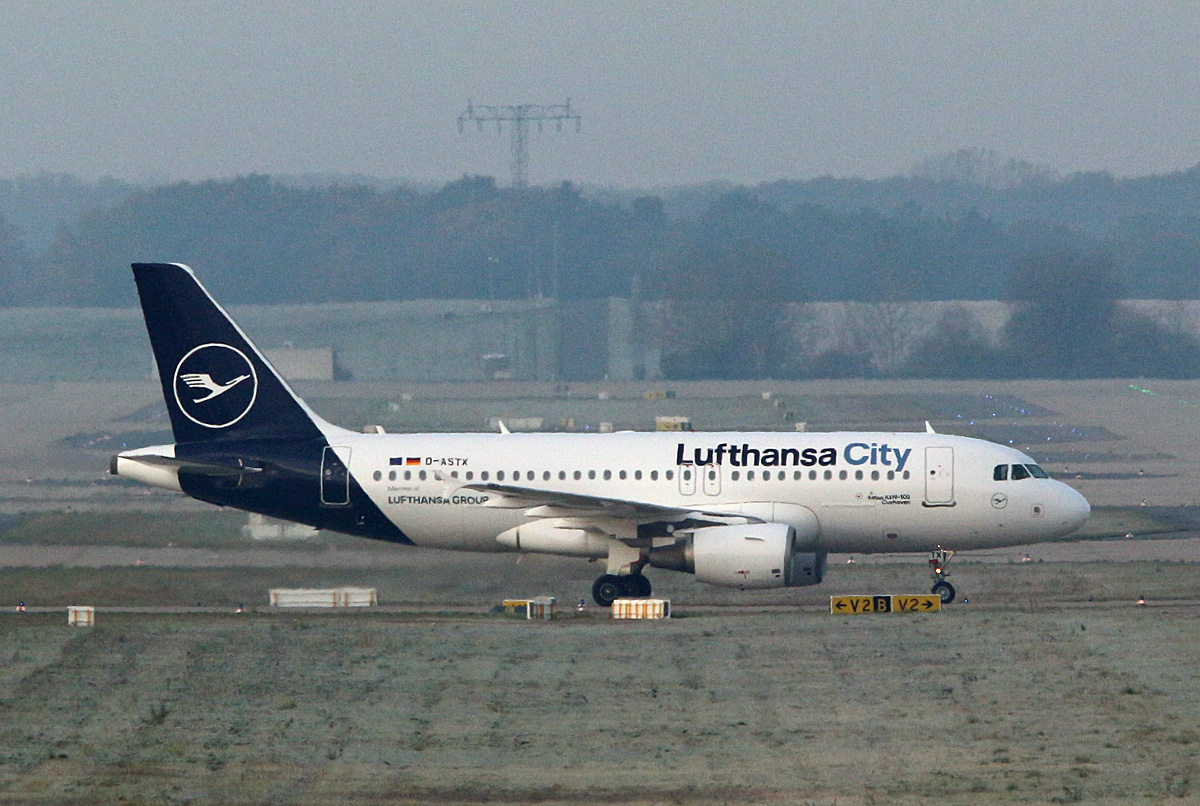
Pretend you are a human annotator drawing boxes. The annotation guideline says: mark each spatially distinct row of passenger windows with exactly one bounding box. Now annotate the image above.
[373,468,677,482]
[993,463,1049,481]
[722,468,910,482]
[371,467,911,483]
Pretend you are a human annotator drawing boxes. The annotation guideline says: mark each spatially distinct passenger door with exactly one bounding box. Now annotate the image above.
[923,446,954,506]
[321,446,351,506]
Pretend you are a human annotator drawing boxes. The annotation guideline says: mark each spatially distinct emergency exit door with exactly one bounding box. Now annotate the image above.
[678,464,697,495]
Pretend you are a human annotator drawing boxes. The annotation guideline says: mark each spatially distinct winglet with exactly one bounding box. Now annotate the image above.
[496,419,511,435]
[925,420,936,434]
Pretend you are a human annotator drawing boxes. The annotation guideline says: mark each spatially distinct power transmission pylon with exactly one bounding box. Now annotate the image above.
[457,100,581,188]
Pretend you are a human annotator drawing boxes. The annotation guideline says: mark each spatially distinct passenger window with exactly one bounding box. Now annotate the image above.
[823,470,832,480]
[902,471,910,480]
[527,471,534,481]
[543,471,550,481]
[619,470,627,480]
[419,470,426,480]
[588,470,596,480]
[887,470,895,480]
[373,470,382,481]
[481,471,489,481]
[994,464,1008,481]
[1027,464,1048,479]
[747,471,755,481]
[466,471,473,480]
[559,471,566,480]
[404,471,411,480]
[731,471,740,481]
[809,470,817,480]
[839,470,847,480]
[635,470,643,480]
[604,470,612,480]
[497,471,505,481]
[573,470,581,480]
[794,471,801,480]
[451,471,458,479]
[666,470,674,480]
[389,470,396,481]
[855,470,863,480]
[871,470,879,481]
[708,469,716,481]
[1011,464,1031,481]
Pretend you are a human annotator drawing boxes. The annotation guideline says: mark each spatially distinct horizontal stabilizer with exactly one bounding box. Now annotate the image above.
[111,452,262,478]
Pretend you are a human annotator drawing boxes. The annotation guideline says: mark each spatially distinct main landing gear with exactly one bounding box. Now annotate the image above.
[591,572,652,606]
[929,549,956,603]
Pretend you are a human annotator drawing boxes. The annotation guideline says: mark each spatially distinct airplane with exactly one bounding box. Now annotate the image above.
[111,263,1091,605]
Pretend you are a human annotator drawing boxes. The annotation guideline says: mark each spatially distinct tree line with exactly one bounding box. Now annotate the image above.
[3,161,1200,378]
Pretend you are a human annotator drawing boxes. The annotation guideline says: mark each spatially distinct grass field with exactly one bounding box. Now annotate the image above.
[1,579,1198,805]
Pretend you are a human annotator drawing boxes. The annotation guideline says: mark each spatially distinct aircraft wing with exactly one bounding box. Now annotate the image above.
[457,480,757,527]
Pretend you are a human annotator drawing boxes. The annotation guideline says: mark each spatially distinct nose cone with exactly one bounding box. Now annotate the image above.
[1057,483,1091,535]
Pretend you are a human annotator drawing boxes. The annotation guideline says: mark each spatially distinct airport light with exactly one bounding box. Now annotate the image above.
[457,100,582,188]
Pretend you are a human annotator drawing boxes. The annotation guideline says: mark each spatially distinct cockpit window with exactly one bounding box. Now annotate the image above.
[1010,464,1031,481]
[1027,464,1048,479]
[993,464,1008,481]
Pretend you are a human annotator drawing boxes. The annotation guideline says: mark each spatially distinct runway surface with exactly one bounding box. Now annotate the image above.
[3,536,1200,568]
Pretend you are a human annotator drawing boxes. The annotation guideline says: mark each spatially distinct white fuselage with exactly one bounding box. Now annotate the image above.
[331,430,1089,555]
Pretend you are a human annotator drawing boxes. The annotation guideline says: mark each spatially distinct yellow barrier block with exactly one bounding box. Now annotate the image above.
[612,598,671,619]
[502,599,530,614]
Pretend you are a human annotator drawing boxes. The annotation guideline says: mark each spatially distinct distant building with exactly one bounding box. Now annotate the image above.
[263,343,334,381]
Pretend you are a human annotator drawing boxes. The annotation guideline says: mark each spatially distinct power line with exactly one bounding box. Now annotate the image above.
[457,99,581,188]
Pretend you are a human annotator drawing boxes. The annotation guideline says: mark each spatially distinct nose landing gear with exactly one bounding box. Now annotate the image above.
[929,549,956,603]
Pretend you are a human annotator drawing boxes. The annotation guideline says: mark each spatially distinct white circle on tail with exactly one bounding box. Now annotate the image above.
[173,343,259,428]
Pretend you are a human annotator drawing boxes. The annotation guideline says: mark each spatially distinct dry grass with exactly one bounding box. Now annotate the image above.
[1,584,1198,805]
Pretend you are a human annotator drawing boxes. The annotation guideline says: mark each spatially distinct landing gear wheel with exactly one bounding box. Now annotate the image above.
[624,574,652,597]
[932,580,956,604]
[592,575,623,607]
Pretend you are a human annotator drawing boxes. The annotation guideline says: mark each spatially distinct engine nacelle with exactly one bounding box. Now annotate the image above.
[648,522,826,589]
[496,519,610,557]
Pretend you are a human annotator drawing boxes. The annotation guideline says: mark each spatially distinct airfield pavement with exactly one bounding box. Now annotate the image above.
[2,377,1200,804]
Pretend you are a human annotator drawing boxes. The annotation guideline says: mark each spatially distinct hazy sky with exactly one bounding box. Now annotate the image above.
[1,1,1198,187]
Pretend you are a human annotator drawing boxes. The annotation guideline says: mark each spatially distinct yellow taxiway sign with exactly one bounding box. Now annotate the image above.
[830,594,941,614]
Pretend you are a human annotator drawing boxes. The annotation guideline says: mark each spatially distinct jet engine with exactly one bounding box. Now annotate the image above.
[496,519,610,557]
[647,522,826,589]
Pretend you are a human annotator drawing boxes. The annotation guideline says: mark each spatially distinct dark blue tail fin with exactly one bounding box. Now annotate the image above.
[132,263,326,444]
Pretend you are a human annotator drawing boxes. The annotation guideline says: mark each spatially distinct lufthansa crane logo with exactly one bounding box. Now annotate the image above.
[173,343,258,428]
